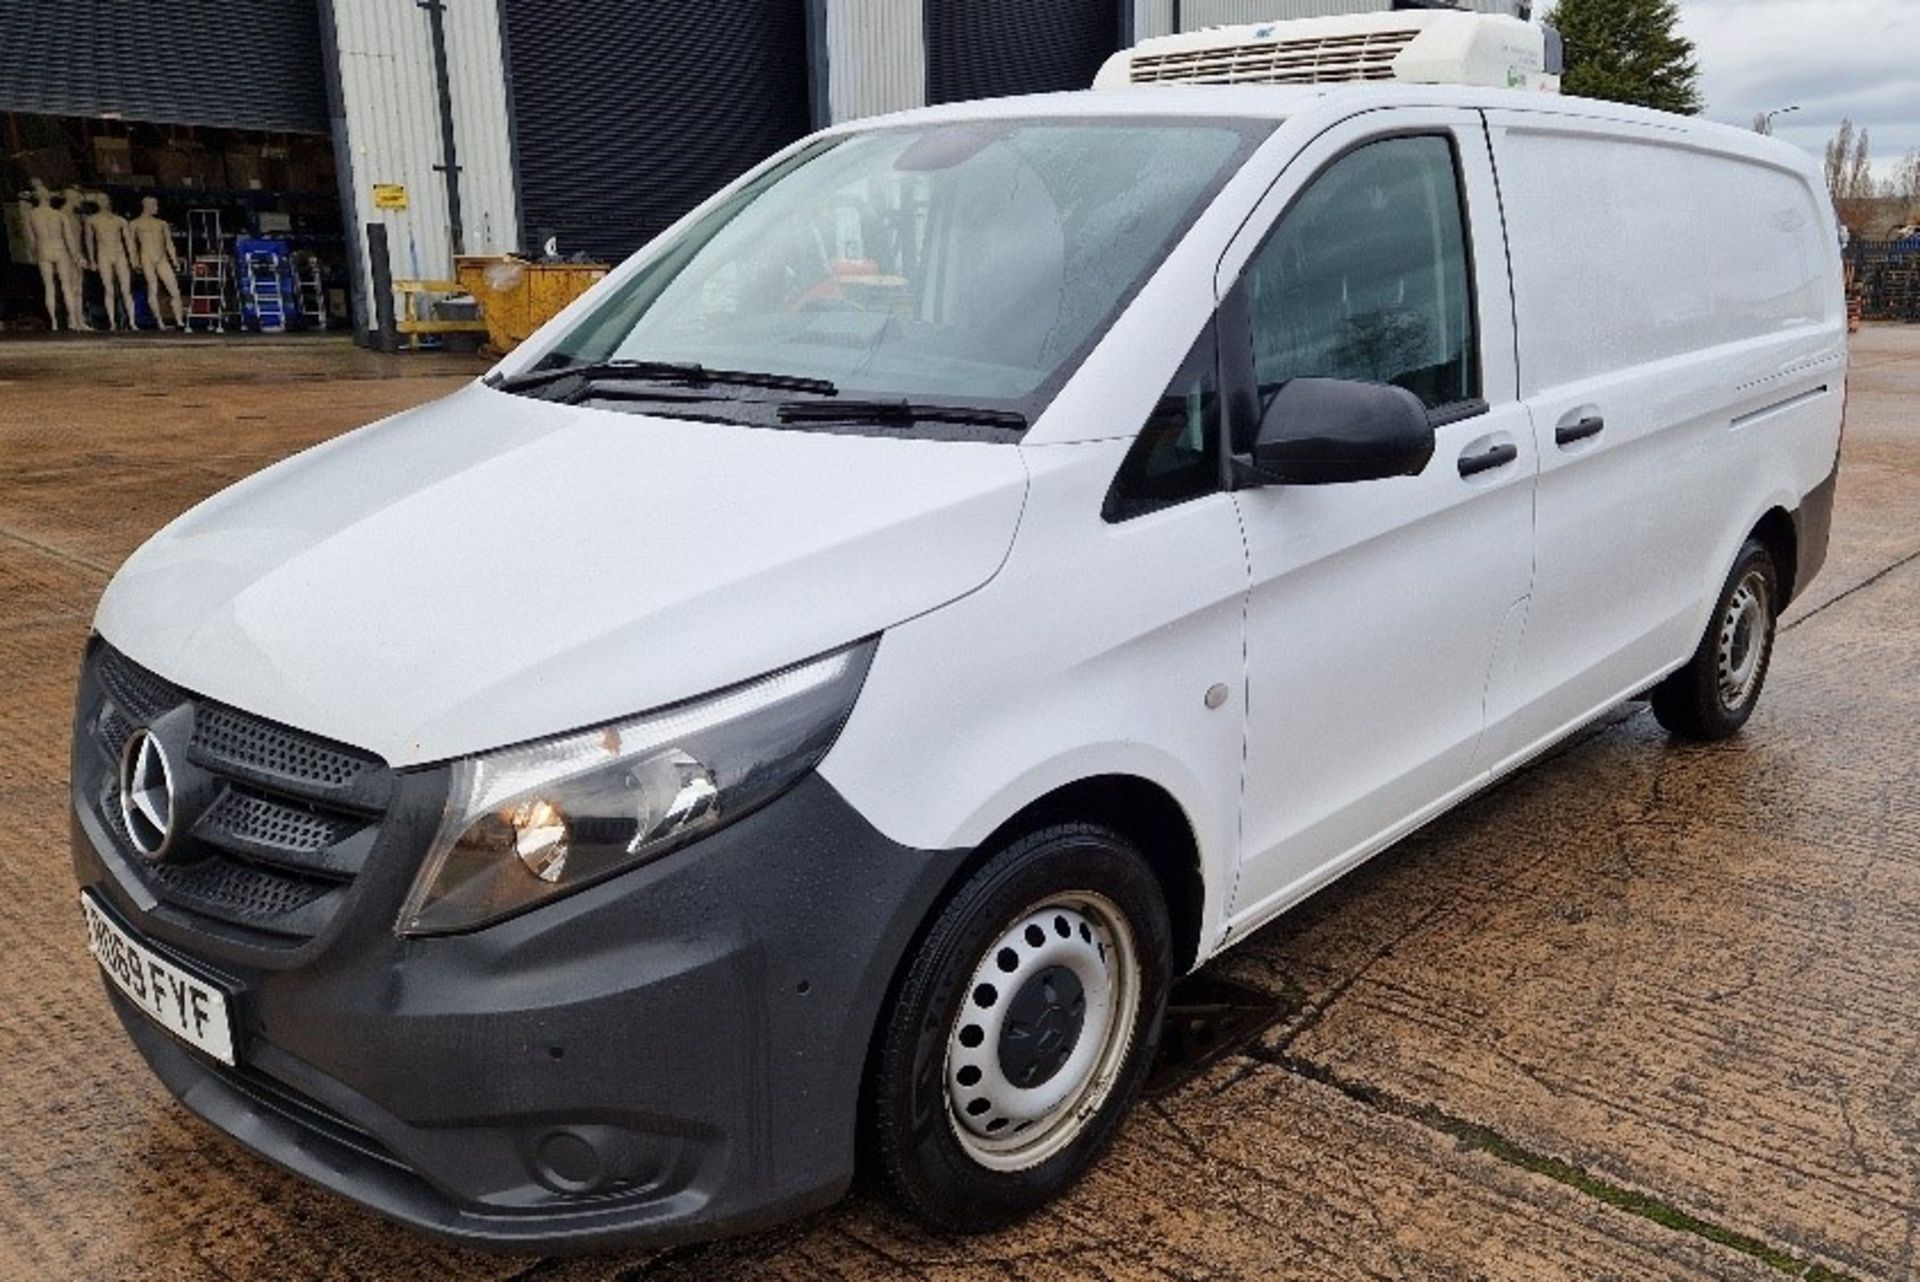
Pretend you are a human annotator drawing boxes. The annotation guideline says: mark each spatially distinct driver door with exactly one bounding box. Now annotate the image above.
[1224,112,1536,930]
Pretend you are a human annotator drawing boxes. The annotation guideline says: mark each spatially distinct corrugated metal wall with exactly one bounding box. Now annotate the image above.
[827,0,925,121]
[1133,0,1527,40]
[925,0,1122,105]
[500,0,813,264]
[0,0,328,133]
[327,0,519,331]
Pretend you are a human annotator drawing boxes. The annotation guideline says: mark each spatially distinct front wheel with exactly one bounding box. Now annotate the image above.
[1651,538,1780,741]
[867,823,1171,1231]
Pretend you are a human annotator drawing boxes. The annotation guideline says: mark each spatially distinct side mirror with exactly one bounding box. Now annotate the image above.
[1248,377,1436,485]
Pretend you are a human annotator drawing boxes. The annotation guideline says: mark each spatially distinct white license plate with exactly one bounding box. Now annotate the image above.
[82,889,236,1066]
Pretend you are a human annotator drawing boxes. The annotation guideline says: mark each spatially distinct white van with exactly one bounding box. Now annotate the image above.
[73,83,1844,1249]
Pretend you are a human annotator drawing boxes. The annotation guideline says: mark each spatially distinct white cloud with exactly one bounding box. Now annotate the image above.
[1675,0,1920,180]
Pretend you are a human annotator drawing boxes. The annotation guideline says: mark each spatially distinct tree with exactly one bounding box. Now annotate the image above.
[1894,150,1920,208]
[1825,119,1881,203]
[1547,0,1702,115]
[1849,126,1875,200]
[1825,119,1857,200]
[1826,121,1901,235]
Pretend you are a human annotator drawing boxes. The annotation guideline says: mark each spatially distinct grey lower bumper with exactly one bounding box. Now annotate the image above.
[77,773,966,1253]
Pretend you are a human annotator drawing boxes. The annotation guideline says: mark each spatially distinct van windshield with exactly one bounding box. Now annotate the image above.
[528,117,1270,422]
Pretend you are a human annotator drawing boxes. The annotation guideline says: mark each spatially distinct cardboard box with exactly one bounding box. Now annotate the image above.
[10,144,77,188]
[154,147,226,190]
[92,137,133,177]
[224,148,265,190]
[152,149,197,187]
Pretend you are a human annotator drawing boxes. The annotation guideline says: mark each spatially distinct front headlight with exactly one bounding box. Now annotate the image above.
[396,639,876,935]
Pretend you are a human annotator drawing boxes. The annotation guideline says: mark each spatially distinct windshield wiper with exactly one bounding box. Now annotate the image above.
[776,399,1027,431]
[491,359,837,398]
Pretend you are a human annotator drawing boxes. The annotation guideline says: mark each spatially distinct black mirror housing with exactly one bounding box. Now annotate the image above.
[1249,378,1436,485]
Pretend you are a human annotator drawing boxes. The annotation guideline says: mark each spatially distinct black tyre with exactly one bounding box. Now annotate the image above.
[868,823,1172,1232]
[1651,538,1780,741]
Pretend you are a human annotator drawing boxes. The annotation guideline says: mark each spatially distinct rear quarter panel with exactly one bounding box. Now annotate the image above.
[1488,110,1845,699]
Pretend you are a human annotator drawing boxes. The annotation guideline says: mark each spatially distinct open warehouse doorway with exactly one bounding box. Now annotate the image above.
[1,0,352,337]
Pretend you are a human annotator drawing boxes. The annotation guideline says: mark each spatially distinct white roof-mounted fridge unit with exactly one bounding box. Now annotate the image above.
[1094,9,1563,94]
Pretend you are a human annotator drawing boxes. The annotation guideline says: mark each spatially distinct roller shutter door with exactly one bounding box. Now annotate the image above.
[0,0,327,133]
[926,0,1120,105]
[502,0,813,265]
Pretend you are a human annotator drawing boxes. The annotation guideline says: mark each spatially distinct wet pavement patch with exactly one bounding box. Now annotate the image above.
[1257,1049,1863,1282]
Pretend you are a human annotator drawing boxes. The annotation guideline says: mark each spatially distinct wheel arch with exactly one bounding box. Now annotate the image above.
[964,774,1208,977]
[1748,504,1799,605]
[1689,493,1801,649]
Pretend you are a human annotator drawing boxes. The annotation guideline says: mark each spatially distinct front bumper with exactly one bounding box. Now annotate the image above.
[75,771,965,1252]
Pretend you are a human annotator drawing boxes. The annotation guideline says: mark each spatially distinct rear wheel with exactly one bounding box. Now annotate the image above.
[1651,538,1779,741]
[868,823,1170,1231]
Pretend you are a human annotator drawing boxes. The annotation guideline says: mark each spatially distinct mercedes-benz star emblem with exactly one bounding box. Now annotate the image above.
[119,729,177,860]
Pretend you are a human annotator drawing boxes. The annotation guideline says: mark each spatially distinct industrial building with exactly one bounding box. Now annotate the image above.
[1,0,1527,343]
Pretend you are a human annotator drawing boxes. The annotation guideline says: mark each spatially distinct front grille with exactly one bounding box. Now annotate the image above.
[148,858,335,923]
[194,704,374,792]
[81,643,393,945]
[199,787,356,855]
[1130,29,1417,86]
[98,645,183,721]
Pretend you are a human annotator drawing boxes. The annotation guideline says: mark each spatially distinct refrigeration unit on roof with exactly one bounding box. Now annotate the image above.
[1093,9,1563,94]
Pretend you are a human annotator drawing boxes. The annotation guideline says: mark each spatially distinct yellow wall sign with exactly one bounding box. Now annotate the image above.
[372,184,409,211]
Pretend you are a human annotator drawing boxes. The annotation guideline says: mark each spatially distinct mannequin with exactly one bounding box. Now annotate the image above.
[23,180,88,331]
[85,194,139,331]
[130,196,186,329]
[61,185,95,323]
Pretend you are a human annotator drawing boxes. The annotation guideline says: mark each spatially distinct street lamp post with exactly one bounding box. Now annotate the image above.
[1762,105,1801,134]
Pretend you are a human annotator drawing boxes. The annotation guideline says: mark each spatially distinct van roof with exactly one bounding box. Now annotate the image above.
[830,83,1818,178]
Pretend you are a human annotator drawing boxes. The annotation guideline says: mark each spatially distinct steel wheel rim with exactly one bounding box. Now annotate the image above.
[1716,568,1771,711]
[943,891,1141,1172]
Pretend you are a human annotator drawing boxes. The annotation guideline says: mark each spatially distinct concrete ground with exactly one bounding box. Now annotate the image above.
[1,329,1916,1281]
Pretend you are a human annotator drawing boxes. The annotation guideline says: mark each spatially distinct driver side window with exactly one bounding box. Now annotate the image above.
[1242,134,1479,419]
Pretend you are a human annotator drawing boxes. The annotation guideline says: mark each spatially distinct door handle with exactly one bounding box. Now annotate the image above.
[1457,443,1518,478]
[1555,415,1605,447]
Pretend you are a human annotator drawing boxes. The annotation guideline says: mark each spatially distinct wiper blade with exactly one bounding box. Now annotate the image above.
[491,359,838,398]
[489,359,695,392]
[775,399,1027,430]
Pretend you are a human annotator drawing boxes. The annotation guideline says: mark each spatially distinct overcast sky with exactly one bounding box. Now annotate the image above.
[1676,0,1919,181]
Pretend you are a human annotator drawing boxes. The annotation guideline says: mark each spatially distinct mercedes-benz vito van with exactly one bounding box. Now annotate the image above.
[73,83,1844,1250]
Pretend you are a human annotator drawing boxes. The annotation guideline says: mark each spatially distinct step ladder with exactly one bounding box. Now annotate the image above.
[187,256,231,331]
[295,255,328,330]
[186,209,232,332]
[186,209,223,263]
[241,250,290,332]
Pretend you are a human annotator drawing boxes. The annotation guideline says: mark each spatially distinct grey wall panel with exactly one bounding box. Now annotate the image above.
[1135,0,1175,40]
[926,0,1122,104]
[329,0,521,329]
[502,0,813,264]
[0,0,328,132]
[828,0,925,121]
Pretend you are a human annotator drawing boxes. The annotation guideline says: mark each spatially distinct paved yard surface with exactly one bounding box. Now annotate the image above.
[1,329,1916,1281]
